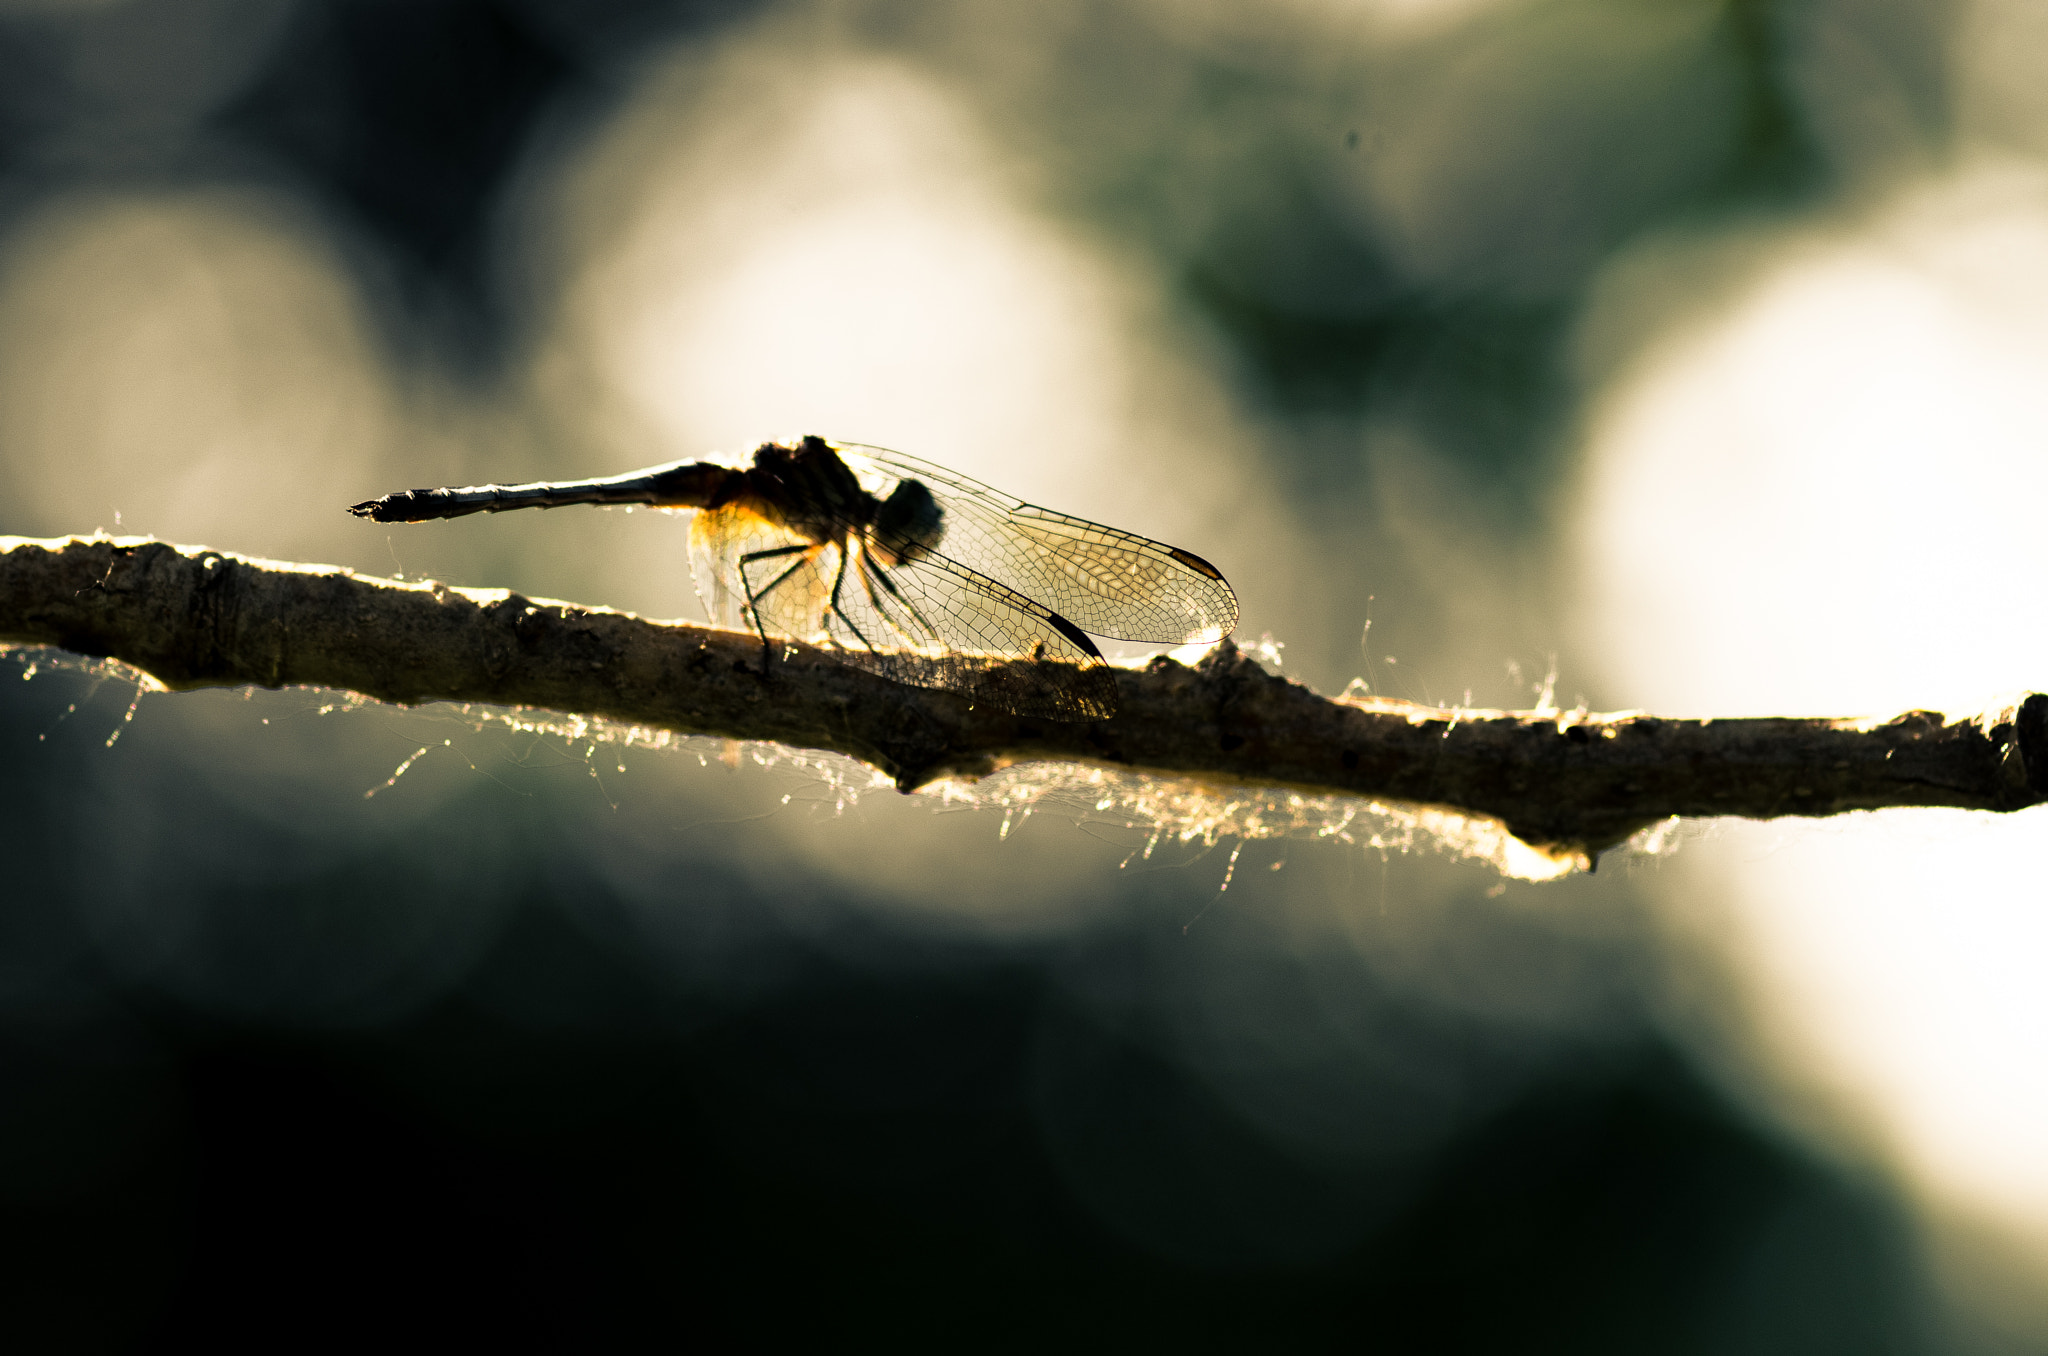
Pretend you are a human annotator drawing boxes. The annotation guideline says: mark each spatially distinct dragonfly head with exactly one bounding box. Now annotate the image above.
[871,477,943,567]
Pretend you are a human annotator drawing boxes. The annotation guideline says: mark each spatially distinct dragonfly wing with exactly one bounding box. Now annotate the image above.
[690,503,834,641]
[836,444,1238,645]
[827,543,1120,721]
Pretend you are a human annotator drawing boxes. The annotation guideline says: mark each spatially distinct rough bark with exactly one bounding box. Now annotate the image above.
[6,534,2045,867]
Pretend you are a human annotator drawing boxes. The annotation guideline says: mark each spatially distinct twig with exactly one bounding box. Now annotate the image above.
[5,534,2044,868]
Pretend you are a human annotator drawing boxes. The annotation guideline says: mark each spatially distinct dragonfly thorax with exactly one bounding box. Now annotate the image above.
[746,437,944,567]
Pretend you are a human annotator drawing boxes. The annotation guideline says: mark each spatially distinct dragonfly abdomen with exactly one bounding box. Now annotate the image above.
[348,460,738,524]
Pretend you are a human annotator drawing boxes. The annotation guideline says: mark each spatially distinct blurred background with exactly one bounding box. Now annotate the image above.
[3,0,2047,1347]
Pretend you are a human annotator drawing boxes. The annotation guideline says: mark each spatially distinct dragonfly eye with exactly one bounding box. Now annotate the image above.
[871,478,943,566]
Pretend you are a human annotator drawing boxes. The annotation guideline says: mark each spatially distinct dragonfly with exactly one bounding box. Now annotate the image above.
[348,435,1238,721]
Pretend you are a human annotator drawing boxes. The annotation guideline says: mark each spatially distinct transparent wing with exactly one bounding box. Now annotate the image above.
[690,503,833,642]
[836,443,1239,645]
[825,542,1119,721]
[691,501,1117,719]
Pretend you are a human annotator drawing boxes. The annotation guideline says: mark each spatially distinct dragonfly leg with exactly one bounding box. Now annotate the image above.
[858,554,940,647]
[737,544,814,674]
[827,544,879,655]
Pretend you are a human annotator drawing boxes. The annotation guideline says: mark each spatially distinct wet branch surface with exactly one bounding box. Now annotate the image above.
[6,535,2046,866]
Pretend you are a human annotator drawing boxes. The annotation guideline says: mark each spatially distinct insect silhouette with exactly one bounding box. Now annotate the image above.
[348,436,1238,721]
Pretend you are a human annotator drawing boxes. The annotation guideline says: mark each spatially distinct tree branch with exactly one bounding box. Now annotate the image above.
[6,534,2045,869]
